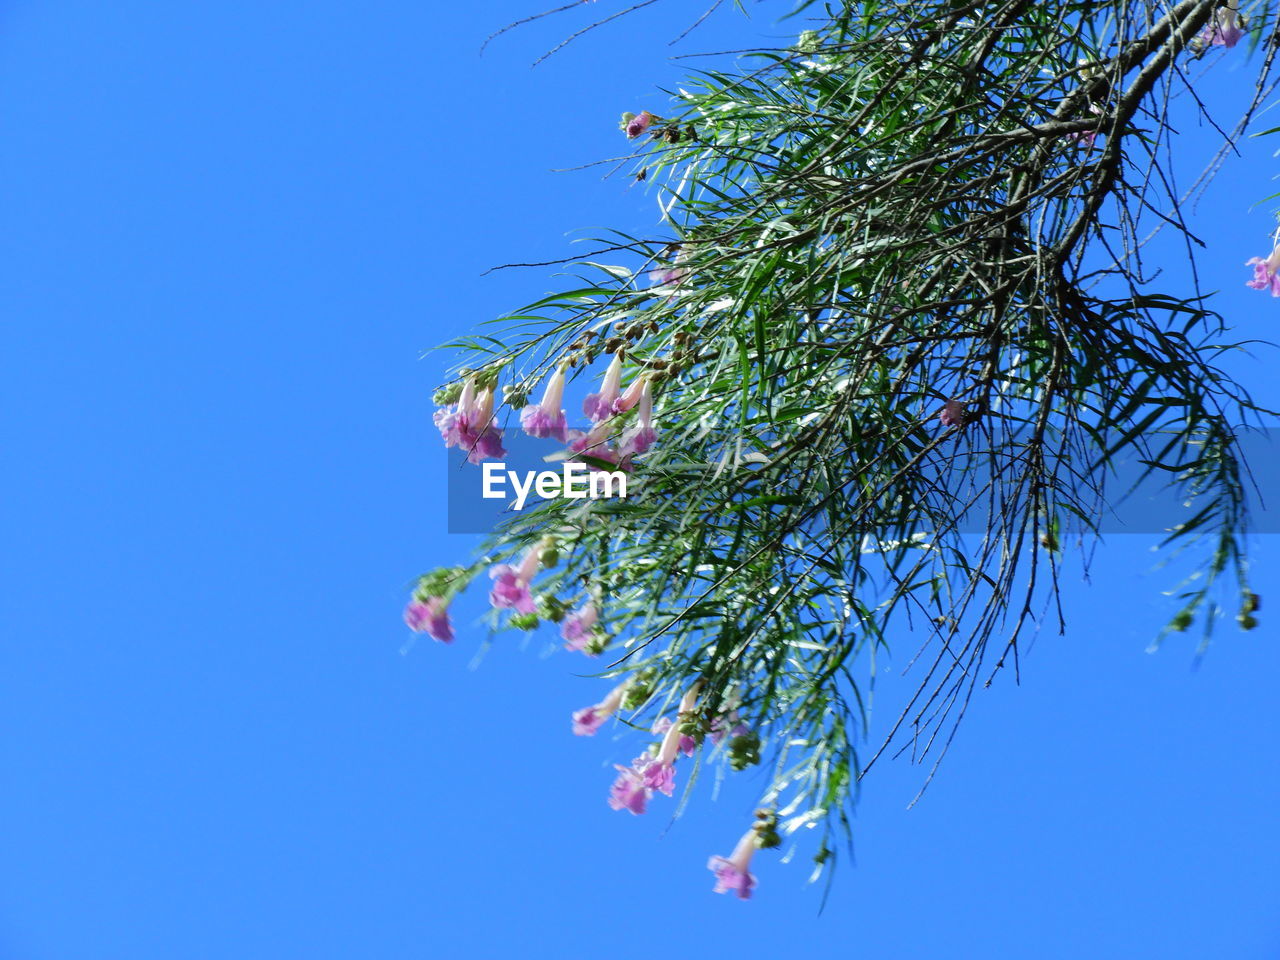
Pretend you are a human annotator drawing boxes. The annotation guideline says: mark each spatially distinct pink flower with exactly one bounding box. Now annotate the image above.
[641,687,699,792]
[583,354,624,422]
[604,750,672,813]
[1246,247,1280,296]
[437,381,506,463]
[434,379,475,448]
[621,378,657,455]
[625,111,654,139]
[1200,4,1244,47]
[459,386,506,464]
[488,546,542,615]
[561,601,599,654]
[572,679,628,736]
[572,706,606,736]
[403,596,453,643]
[708,828,760,900]
[608,764,650,814]
[467,424,507,463]
[614,374,645,413]
[939,399,966,427]
[604,683,702,813]
[519,366,569,442]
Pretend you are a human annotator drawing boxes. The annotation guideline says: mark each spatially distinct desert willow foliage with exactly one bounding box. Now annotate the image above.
[411,0,1276,895]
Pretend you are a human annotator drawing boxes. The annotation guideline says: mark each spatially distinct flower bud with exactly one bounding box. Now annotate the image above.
[502,383,530,409]
[433,382,463,405]
[538,594,568,623]
[728,731,762,771]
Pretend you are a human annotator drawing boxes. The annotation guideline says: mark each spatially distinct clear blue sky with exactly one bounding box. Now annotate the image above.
[1,2,1277,957]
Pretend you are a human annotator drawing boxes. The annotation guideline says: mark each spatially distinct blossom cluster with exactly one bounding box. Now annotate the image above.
[432,354,659,471]
[404,542,774,896]
[569,680,770,896]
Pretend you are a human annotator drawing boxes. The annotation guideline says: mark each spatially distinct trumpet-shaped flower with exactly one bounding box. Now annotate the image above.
[403,596,453,643]
[519,366,569,442]
[488,546,542,615]
[461,386,506,463]
[621,378,657,455]
[572,680,628,736]
[1246,247,1280,296]
[434,379,476,449]
[583,354,625,422]
[638,687,699,797]
[561,601,600,654]
[708,827,760,900]
[606,683,701,812]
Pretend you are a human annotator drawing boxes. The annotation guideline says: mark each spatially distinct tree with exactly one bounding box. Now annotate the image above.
[408,0,1275,899]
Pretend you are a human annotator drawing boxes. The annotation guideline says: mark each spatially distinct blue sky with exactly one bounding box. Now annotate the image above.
[0,2,1277,957]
